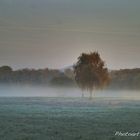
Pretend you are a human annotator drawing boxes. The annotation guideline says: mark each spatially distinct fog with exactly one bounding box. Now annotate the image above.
[0,85,140,100]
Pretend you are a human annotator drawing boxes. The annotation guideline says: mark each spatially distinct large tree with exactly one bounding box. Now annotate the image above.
[74,52,110,98]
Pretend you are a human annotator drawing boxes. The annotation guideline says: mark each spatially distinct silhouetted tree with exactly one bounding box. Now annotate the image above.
[0,66,13,83]
[74,52,110,98]
[0,66,12,73]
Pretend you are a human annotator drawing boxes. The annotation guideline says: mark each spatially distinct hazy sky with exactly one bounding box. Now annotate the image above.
[0,0,140,70]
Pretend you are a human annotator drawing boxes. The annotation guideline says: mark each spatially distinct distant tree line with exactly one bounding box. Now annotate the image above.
[0,66,75,86]
[109,69,140,90]
[0,65,140,89]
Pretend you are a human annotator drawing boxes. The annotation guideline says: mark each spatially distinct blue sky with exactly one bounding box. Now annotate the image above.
[0,0,140,69]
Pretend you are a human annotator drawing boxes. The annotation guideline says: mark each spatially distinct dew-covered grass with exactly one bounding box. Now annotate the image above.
[0,97,140,140]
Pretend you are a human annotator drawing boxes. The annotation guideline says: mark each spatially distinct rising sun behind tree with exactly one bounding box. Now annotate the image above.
[74,52,110,98]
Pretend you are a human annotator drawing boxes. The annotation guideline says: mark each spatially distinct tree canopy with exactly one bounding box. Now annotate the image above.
[74,52,110,98]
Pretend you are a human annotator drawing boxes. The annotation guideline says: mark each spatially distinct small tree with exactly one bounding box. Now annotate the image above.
[74,52,110,98]
[0,66,12,73]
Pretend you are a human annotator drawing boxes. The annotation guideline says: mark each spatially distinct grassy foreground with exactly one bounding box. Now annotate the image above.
[0,97,140,140]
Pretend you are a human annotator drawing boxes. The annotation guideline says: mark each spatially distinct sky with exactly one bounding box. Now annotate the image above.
[0,0,140,70]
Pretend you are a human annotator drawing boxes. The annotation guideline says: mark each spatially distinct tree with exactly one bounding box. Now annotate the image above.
[0,66,12,73]
[74,52,110,98]
[0,66,13,83]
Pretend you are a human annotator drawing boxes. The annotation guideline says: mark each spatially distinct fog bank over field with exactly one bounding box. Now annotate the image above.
[0,85,140,100]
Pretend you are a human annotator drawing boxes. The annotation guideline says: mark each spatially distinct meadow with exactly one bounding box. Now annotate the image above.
[0,97,140,140]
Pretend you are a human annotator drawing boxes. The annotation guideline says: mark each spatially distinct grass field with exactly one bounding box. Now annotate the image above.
[0,97,140,140]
